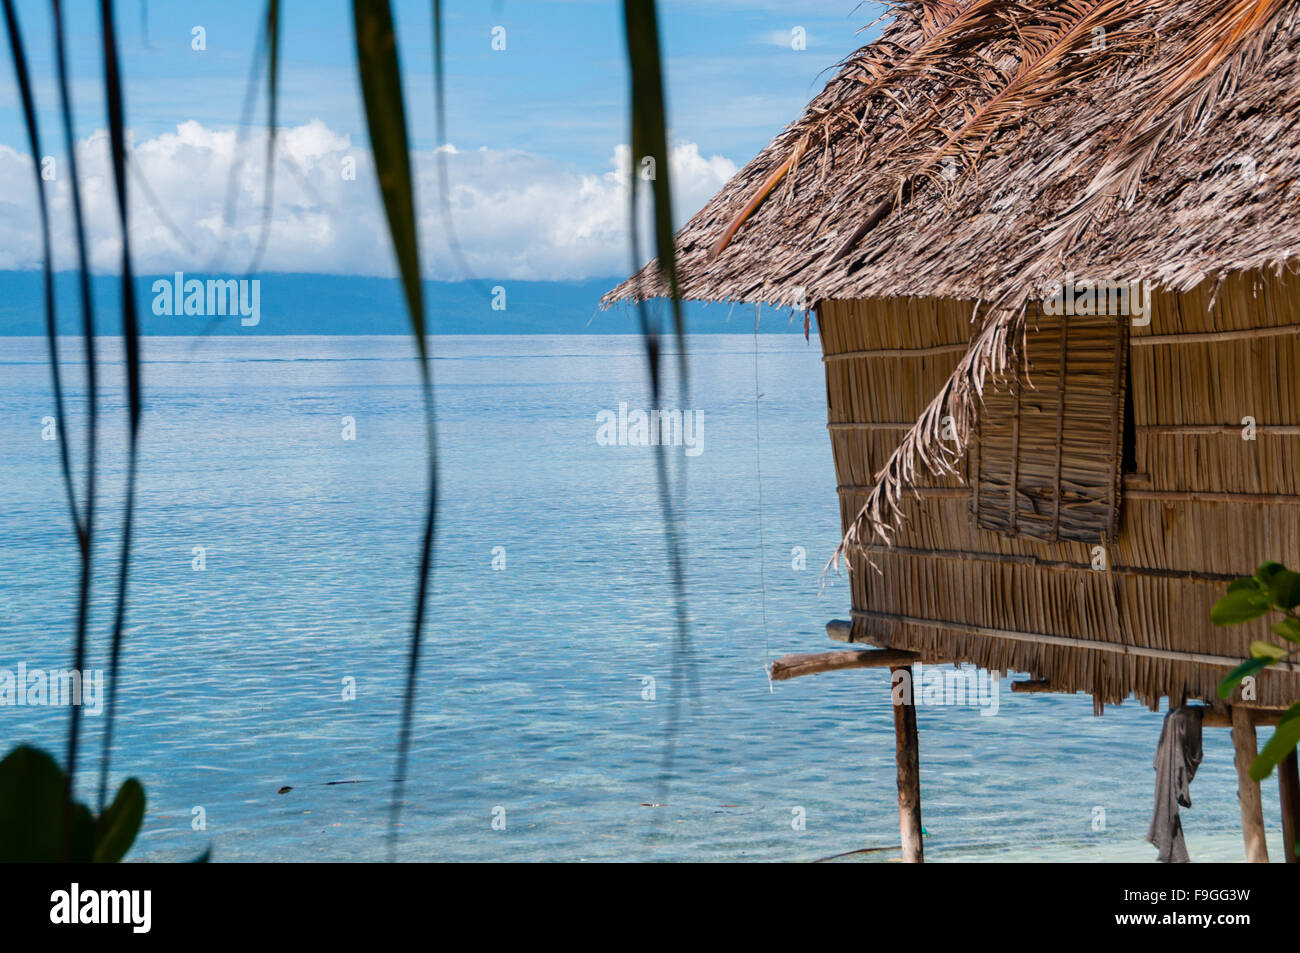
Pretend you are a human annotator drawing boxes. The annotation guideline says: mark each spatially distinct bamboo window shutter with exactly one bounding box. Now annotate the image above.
[970,310,1128,543]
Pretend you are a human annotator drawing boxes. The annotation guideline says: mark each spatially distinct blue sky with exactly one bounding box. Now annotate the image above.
[0,0,885,279]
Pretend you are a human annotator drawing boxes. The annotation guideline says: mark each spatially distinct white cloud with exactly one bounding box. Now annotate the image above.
[0,120,738,280]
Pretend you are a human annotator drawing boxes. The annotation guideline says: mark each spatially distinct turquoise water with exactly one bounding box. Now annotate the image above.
[0,333,1287,862]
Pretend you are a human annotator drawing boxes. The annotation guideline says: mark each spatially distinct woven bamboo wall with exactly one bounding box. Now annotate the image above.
[820,272,1300,710]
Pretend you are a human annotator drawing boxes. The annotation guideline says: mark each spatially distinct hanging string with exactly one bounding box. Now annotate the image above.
[753,304,772,692]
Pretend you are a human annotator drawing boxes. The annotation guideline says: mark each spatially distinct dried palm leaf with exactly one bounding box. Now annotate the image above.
[710,0,1010,258]
[1036,0,1290,256]
[830,0,1165,264]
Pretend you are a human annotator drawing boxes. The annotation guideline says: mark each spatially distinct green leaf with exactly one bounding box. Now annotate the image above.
[1210,589,1271,626]
[96,0,146,819]
[1267,569,1300,609]
[622,0,687,385]
[93,777,144,863]
[1250,640,1288,661]
[252,0,280,271]
[621,1,695,827]
[1228,576,1262,593]
[68,802,97,862]
[1250,717,1300,783]
[4,0,85,541]
[0,745,149,862]
[0,745,68,862]
[1255,561,1286,584]
[0,744,98,861]
[1217,657,1271,699]
[352,0,425,362]
[1271,617,1300,643]
[353,0,438,861]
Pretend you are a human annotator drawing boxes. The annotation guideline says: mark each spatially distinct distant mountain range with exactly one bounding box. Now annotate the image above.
[0,272,805,335]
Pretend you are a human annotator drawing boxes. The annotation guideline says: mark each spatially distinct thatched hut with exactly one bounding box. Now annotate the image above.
[606,0,1300,861]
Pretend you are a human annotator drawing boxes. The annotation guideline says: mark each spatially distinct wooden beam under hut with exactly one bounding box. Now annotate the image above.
[1006,682,1286,728]
[1200,707,1284,728]
[1010,679,1055,694]
[825,619,853,642]
[769,647,921,681]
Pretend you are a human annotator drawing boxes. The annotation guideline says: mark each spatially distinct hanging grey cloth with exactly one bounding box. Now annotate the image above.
[1147,705,1204,863]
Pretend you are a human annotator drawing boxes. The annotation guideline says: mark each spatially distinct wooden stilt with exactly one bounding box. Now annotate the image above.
[891,665,924,863]
[1280,749,1300,864]
[1230,706,1269,863]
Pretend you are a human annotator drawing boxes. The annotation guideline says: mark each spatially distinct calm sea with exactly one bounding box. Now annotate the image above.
[0,334,1282,861]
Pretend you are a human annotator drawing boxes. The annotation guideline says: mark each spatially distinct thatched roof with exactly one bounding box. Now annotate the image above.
[605,0,1300,553]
